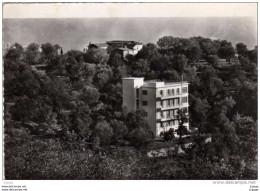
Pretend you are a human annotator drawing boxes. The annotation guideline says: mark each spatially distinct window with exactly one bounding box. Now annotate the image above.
[170,110,174,117]
[142,90,147,95]
[161,112,164,118]
[177,98,180,105]
[183,107,188,113]
[161,101,164,107]
[144,111,148,117]
[170,121,174,126]
[177,88,180,95]
[168,89,171,95]
[160,90,163,96]
[167,111,170,118]
[136,100,139,109]
[182,97,188,103]
[167,100,170,107]
[172,89,175,95]
[136,89,139,98]
[143,101,148,106]
[161,122,164,128]
[182,87,188,93]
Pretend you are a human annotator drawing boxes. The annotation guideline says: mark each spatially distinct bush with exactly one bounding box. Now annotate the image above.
[160,128,175,141]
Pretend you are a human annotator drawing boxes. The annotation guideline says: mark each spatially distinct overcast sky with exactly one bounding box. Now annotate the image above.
[3,17,257,52]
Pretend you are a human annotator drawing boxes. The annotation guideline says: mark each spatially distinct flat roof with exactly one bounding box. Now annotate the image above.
[122,77,144,80]
[122,77,189,86]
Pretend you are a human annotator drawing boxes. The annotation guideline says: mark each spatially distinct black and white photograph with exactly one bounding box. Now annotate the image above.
[1,2,258,189]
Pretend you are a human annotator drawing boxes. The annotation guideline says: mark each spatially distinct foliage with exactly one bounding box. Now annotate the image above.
[93,121,113,146]
[4,36,257,180]
[176,109,189,141]
[160,128,175,141]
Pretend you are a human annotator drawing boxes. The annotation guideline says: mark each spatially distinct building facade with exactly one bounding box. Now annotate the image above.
[122,77,189,138]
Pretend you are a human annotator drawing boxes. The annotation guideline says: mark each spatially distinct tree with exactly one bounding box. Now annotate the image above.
[67,49,84,63]
[44,76,71,113]
[84,48,109,64]
[173,54,188,73]
[198,38,220,56]
[238,56,257,75]
[200,66,224,98]
[110,119,128,147]
[207,55,220,68]
[25,43,40,65]
[70,102,92,139]
[136,43,160,60]
[79,86,100,106]
[234,81,257,119]
[176,108,189,141]
[41,43,55,60]
[157,36,176,49]
[189,95,210,134]
[5,43,24,61]
[107,52,125,68]
[128,127,151,149]
[187,46,202,62]
[162,70,181,82]
[11,95,52,124]
[233,113,257,159]
[160,128,175,141]
[94,120,113,146]
[218,40,235,60]
[131,59,150,77]
[93,63,112,89]
[236,43,248,57]
[150,55,169,72]
[247,46,257,64]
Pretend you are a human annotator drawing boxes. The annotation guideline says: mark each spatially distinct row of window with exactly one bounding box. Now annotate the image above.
[137,98,188,109]
[159,118,188,128]
[160,120,179,128]
[158,97,188,108]
[159,107,188,119]
[160,87,188,96]
[136,87,188,97]
[159,99,180,107]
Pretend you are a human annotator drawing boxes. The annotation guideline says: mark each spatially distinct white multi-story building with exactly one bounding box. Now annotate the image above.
[122,77,189,138]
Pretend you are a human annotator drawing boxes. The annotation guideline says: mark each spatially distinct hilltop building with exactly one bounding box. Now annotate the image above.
[86,41,143,58]
[107,40,143,58]
[122,77,189,138]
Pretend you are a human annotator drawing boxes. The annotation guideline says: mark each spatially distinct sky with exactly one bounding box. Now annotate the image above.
[3,17,257,52]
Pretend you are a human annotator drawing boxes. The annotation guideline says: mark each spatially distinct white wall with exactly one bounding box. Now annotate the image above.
[122,78,144,112]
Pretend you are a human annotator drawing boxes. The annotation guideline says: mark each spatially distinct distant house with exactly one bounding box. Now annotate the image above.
[107,40,143,58]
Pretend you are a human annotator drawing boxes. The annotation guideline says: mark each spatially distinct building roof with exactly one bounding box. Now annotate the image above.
[107,40,143,46]
[88,43,108,49]
[95,43,108,47]
[122,77,144,80]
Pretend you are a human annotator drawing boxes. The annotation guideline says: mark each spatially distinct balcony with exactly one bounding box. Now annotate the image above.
[157,115,178,122]
[157,103,189,111]
[156,93,188,100]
